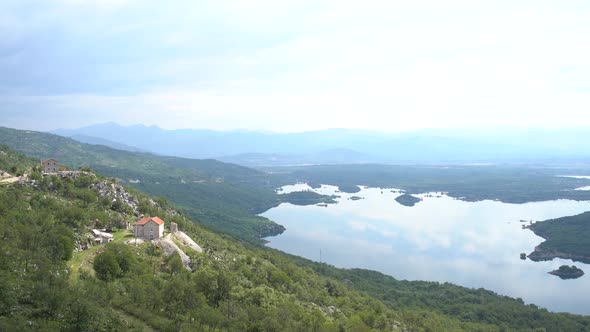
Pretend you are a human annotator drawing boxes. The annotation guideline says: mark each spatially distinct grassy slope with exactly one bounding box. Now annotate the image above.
[0,144,38,175]
[68,229,133,282]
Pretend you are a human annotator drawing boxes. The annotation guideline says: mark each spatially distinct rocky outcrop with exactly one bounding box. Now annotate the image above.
[90,180,179,218]
[91,180,141,213]
[174,231,203,253]
[155,234,192,270]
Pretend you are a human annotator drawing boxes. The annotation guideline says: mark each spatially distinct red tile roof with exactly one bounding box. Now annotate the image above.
[41,158,59,164]
[134,216,165,226]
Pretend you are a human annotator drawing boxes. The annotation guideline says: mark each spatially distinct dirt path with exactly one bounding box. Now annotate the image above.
[0,176,19,183]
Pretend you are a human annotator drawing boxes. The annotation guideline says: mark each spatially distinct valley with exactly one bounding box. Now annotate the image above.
[2,127,590,330]
[5,2,590,330]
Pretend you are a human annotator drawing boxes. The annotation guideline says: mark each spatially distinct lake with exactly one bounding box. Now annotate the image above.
[262,184,590,315]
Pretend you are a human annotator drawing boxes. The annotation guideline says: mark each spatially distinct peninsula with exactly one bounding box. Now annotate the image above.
[527,211,590,264]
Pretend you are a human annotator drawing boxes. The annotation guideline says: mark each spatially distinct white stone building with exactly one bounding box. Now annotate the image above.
[133,216,165,240]
[41,158,61,173]
[92,229,113,244]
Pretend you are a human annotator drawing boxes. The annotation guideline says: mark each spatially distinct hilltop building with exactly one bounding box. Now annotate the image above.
[133,216,165,240]
[41,158,62,173]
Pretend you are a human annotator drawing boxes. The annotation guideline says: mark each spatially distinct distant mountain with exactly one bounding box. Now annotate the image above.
[68,134,147,153]
[51,123,385,160]
[218,148,383,167]
[51,123,590,165]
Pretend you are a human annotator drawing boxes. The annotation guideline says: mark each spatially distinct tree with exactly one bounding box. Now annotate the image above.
[45,224,74,261]
[167,252,184,275]
[215,271,233,307]
[76,189,96,207]
[108,243,136,274]
[93,251,121,282]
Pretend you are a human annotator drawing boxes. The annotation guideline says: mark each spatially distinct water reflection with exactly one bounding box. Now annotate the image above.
[263,184,590,315]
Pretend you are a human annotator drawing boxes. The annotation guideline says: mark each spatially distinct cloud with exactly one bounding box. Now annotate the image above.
[1,1,590,131]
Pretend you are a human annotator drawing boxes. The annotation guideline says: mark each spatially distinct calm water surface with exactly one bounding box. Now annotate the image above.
[262,184,590,315]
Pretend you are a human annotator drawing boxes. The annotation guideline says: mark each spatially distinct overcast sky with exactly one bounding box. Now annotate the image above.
[1,0,589,132]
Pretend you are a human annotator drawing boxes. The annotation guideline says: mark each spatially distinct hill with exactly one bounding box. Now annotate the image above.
[0,144,39,176]
[68,134,147,153]
[1,146,589,331]
[217,148,381,167]
[0,127,331,242]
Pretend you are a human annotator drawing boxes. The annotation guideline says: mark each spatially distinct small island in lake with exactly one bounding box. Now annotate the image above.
[349,196,363,201]
[548,265,585,280]
[281,191,338,206]
[395,194,422,207]
[337,184,361,193]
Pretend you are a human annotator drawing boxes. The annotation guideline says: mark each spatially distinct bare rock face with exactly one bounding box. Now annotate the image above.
[90,180,142,214]
[155,235,192,270]
[174,231,203,253]
[90,180,180,217]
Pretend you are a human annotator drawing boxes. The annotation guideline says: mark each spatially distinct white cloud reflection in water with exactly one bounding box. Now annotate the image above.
[263,185,590,314]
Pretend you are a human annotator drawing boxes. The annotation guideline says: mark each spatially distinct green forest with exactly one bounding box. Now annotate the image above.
[528,211,590,264]
[2,143,590,331]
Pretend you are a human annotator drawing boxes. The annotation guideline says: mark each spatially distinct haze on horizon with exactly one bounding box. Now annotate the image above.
[1,0,590,133]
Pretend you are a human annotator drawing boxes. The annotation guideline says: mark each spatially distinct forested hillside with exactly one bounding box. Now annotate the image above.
[0,127,329,242]
[0,144,38,176]
[1,145,590,331]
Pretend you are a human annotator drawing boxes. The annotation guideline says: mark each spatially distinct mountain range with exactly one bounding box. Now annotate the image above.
[52,122,590,166]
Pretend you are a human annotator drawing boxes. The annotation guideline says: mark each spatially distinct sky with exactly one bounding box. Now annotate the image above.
[1,0,590,132]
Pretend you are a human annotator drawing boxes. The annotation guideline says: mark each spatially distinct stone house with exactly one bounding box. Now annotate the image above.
[41,158,62,173]
[92,229,113,244]
[133,216,165,240]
